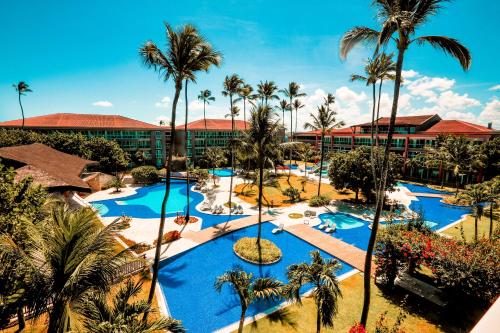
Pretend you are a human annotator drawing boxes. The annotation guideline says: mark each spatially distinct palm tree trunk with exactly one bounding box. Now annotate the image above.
[17,306,25,331]
[257,155,264,246]
[184,80,191,222]
[238,306,247,333]
[295,106,298,136]
[204,100,208,151]
[146,84,181,315]
[376,79,383,147]
[228,95,235,214]
[360,47,406,327]
[474,214,478,242]
[18,93,25,130]
[317,133,325,197]
[282,110,285,141]
[489,202,494,239]
[316,304,321,333]
[243,98,247,131]
[369,82,379,193]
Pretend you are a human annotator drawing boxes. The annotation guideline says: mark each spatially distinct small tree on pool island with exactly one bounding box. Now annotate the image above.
[284,250,342,333]
[214,267,283,333]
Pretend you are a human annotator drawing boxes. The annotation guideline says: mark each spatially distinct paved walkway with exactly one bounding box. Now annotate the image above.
[408,192,446,198]
[182,214,275,244]
[285,224,369,273]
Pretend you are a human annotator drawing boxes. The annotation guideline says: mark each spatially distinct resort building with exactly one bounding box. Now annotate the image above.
[0,143,97,193]
[0,113,170,167]
[175,118,249,161]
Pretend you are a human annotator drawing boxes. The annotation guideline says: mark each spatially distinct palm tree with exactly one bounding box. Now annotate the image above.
[285,251,342,333]
[340,1,471,325]
[214,267,283,333]
[77,278,185,333]
[460,184,490,242]
[278,99,291,141]
[222,74,244,212]
[0,203,136,333]
[300,143,316,178]
[202,147,227,185]
[292,99,305,138]
[140,22,222,309]
[280,82,305,141]
[304,105,344,196]
[256,80,279,106]
[485,177,500,239]
[198,89,216,150]
[235,83,254,130]
[12,81,32,130]
[240,104,281,245]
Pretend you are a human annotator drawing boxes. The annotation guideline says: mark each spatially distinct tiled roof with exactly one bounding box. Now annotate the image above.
[0,143,97,191]
[424,120,494,134]
[0,113,162,130]
[356,115,437,127]
[296,127,353,136]
[176,118,249,131]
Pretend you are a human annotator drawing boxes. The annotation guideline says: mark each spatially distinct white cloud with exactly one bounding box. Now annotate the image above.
[188,100,205,111]
[488,84,500,91]
[479,98,500,127]
[155,115,170,125]
[92,100,113,107]
[402,70,420,83]
[406,76,455,102]
[335,86,367,104]
[442,110,477,123]
[435,90,480,110]
[155,96,171,108]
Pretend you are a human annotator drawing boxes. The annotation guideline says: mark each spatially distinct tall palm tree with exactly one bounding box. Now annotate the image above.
[485,177,500,239]
[460,184,490,242]
[222,74,244,212]
[0,203,136,333]
[140,22,222,309]
[292,99,305,137]
[202,147,227,185]
[240,104,281,245]
[12,81,32,130]
[304,105,344,196]
[214,267,283,333]
[340,0,471,325]
[280,82,306,141]
[256,80,279,106]
[300,143,316,178]
[198,89,215,150]
[285,251,342,333]
[235,83,254,130]
[77,278,185,333]
[278,99,291,141]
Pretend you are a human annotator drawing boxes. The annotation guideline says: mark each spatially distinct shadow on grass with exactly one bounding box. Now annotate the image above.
[249,307,298,332]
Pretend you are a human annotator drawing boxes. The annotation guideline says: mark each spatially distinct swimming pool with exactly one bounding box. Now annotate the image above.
[284,163,299,170]
[318,212,365,230]
[89,180,245,229]
[209,168,234,177]
[159,222,354,332]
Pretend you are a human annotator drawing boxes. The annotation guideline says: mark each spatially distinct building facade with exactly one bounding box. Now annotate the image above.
[175,119,249,161]
[0,113,170,167]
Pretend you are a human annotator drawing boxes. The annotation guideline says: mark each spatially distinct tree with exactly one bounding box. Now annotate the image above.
[304,105,344,196]
[134,150,147,166]
[285,251,342,333]
[77,278,185,333]
[292,99,305,137]
[460,183,491,242]
[239,104,281,246]
[279,82,305,142]
[198,89,216,151]
[202,147,227,185]
[236,83,254,131]
[85,136,130,174]
[256,80,279,106]
[222,74,244,212]
[484,177,500,239]
[278,99,291,141]
[299,143,316,178]
[140,22,222,310]
[480,137,500,180]
[214,267,283,333]
[340,0,471,325]
[12,81,32,130]
[0,203,136,333]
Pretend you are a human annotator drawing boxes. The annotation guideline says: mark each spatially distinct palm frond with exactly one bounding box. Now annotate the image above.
[340,26,380,59]
[415,35,471,70]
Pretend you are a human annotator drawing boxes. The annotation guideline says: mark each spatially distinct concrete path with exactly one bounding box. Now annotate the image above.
[182,214,275,244]
[285,224,369,273]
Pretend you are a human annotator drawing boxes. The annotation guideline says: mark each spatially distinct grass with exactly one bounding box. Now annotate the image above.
[235,174,356,207]
[238,273,484,333]
[234,237,282,264]
[441,208,498,242]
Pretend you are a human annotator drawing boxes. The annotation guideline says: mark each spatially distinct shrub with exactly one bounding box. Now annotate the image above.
[106,176,125,192]
[233,237,282,264]
[309,194,330,207]
[131,166,159,184]
[153,230,181,246]
[282,187,300,202]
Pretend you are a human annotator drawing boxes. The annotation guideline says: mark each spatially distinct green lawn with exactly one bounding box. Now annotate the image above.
[442,208,498,242]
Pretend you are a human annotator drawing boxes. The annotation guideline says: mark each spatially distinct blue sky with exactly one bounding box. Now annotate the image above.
[0,0,499,128]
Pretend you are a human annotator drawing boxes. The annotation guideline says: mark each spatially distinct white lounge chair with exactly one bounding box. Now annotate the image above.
[318,220,329,230]
[272,223,284,234]
[237,205,244,214]
[217,205,224,214]
[325,221,337,233]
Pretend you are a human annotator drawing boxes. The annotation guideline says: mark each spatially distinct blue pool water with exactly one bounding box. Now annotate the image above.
[159,222,353,332]
[284,163,299,170]
[397,181,452,194]
[209,168,234,177]
[319,212,365,230]
[89,180,245,229]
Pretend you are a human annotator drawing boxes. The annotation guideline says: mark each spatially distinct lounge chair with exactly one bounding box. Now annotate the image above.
[272,223,284,234]
[218,205,224,214]
[318,220,329,230]
[309,211,317,217]
[304,210,311,217]
[325,221,337,233]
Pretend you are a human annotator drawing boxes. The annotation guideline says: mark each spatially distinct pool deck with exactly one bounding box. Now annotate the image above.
[182,214,275,244]
[408,192,446,198]
[285,224,372,274]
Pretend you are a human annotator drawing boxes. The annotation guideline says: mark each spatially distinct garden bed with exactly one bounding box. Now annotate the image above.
[233,237,282,264]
